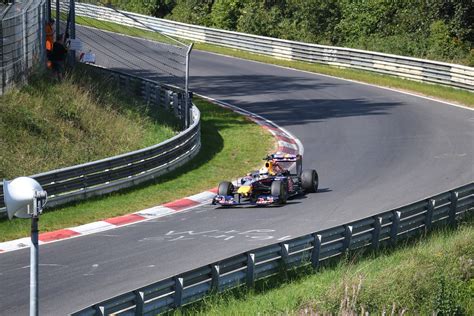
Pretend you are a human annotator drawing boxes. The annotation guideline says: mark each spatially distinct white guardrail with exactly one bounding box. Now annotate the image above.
[73,2,474,91]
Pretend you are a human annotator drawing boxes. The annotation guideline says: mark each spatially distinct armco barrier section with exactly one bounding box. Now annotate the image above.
[73,182,473,315]
[72,2,474,91]
[0,65,200,213]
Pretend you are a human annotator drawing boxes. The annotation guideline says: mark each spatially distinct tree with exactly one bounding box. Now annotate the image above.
[168,0,213,26]
[210,0,243,30]
[281,0,341,43]
[236,1,283,38]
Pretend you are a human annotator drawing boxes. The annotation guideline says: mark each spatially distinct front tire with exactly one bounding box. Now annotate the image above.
[218,181,234,196]
[301,169,318,193]
[271,180,287,204]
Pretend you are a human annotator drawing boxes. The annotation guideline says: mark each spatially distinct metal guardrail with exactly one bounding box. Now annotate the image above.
[72,182,473,315]
[73,2,474,91]
[0,64,200,213]
[0,0,46,95]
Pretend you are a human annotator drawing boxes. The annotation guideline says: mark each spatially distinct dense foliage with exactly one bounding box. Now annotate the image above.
[96,0,474,65]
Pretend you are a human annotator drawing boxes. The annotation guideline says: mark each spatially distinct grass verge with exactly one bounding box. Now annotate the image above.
[172,217,474,315]
[0,66,178,179]
[0,97,274,241]
[75,17,474,108]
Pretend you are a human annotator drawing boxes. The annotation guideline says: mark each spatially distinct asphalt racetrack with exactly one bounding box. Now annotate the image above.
[0,27,472,315]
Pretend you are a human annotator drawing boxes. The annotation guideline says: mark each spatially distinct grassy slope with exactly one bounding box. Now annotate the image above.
[0,68,178,179]
[0,97,274,241]
[175,220,474,315]
[76,17,474,108]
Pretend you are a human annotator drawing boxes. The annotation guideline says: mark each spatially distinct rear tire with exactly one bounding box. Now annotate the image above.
[218,181,234,196]
[271,180,287,204]
[301,169,318,193]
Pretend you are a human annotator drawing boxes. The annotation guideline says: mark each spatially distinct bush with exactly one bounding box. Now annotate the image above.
[428,20,469,62]
[168,0,213,26]
[236,1,283,38]
[210,0,243,30]
[466,49,474,67]
[98,0,158,15]
[349,34,429,58]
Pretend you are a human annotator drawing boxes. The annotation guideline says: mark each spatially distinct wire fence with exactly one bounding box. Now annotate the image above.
[70,2,473,91]
[0,0,47,95]
[54,0,193,90]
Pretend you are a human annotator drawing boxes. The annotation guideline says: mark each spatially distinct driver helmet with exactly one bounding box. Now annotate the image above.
[259,166,269,177]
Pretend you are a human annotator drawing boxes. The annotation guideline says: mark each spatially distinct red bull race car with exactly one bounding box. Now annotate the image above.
[212,154,318,206]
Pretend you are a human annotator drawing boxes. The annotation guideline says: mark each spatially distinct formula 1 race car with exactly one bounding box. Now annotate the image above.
[212,154,318,206]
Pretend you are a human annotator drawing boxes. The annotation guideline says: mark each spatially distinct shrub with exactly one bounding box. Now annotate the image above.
[428,20,469,62]
[210,0,243,30]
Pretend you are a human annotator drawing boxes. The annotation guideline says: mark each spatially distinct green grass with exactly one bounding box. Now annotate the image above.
[0,97,274,241]
[76,17,474,108]
[172,218,474,315]
[0,67,178,179]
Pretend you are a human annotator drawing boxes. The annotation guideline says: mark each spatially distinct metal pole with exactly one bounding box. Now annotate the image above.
[22,4,27,74]
[30,202,39,316]
[46,0,51,22]
[185,43,193,127]
[55,0,59,41]
[38,2,44,69]
[0,15,4,95]
[69,0,75,66]
[70,0,75,39]
[30,190,46,316]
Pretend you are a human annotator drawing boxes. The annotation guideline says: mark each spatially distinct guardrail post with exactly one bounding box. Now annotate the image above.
[155,85,161,107]
[134,290,145,316]
[150,84,157,107]
[342,225,353,253]
[425,199,435,232]
[164,90,170,109]
[174,277,184,308]
[246,253,255,288]
[281,243,289,265]
[187,91,193,127]
[113,73,119,88]
[372,217,382,251]
[449,191,458,226]
[173,92,180,118]
[94,305,105,316]
[311,234,322,269]
[211,264,220,292]
[390,211,401,247]
[125,76,131,93]
[144,82,150,104]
